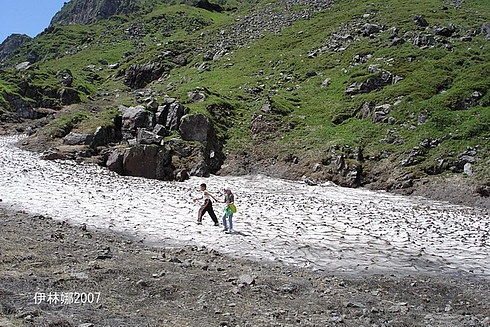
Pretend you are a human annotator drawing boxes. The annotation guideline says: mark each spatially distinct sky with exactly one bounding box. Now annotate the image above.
[0,0,67,43]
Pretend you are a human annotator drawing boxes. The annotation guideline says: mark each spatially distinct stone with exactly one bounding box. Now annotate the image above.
[41,149,67,160]
[91,126,110,147]
[179,113,210,142]
[59,88,81,105]
[63,133,93,146]
[413,15,428,27]
[238,274,255,285]
[106,149,124,175]
[120,105,154,133]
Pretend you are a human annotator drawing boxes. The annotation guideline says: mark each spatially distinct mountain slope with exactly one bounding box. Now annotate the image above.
[0,0,489,206]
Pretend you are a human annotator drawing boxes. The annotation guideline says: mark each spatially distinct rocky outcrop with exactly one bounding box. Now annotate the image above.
[190,0,224,12]
[345,71,403,95]
[2,94,38,119]
[50,0,138,27]
[49,0,226,28]
[124,62,168,89]
[0,34,31,63]
[99,97,224,181]
[40,96,223,182]
[1,66,83,120]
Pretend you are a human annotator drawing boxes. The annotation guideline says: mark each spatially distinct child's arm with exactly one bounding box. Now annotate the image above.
[205,191,219,202]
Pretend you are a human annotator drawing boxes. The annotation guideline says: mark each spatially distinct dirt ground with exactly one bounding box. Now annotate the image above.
[1,207,489,327]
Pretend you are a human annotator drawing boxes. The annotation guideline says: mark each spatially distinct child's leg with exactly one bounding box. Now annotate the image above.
[222,213,228,230]
[197,205,206,223]
[208,203,219,225]
[228,213,233,230]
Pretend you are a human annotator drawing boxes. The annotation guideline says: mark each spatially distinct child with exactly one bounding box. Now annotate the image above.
[193,183,219,226]
[221,186,235,233]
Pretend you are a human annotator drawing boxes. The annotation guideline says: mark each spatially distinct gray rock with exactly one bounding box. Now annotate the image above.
[156,102,188,131]
[153,124,169,137]
[91,126,110,147]
[413,15,429,27]
[41,149,67,160]
[238,274,255,285]
[124,62,166,89]
[179,113,210,142]
[121,145,173,180]
[59,88,80,105]
[106,149,124,174]
[190,160,210,177]
[412,34,436,47]
[136,129,163,145]
[56,69,74,87]
[63,133,93,146]
[434,25,456,37]
[120,105,154,133]
[188,90,206,102]
[481,22,490,40]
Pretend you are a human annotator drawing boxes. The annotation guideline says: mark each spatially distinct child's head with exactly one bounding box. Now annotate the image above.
[200,183,207,190]
[223,186,231,193]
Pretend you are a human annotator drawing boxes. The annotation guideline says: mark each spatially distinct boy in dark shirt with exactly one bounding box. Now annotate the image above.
[193,183,219,226]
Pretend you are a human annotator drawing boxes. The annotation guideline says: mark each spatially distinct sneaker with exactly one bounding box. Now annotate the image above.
[197,221,202,225]
[223,228,228,232]
[214,223,219,226]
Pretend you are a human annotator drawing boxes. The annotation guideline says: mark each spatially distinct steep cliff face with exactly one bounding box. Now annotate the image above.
[49,0,142,26]
[0,34,31,62]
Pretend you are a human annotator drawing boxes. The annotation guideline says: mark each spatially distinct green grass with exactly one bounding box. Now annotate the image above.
[43,110,91,138]
[1,0,489,177]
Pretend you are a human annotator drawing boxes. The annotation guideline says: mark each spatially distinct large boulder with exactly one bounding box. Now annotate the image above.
[105,148,124,175]
[97,102,224,181]
[179,113,211,142]
[63,132,93,145]
[108,145,173,180]
[120,105,154,136]
[155,101,189,131]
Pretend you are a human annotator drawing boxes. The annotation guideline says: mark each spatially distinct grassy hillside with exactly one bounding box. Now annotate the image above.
[0,0,489,188]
